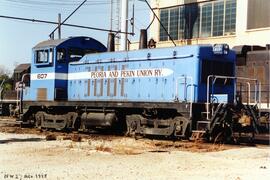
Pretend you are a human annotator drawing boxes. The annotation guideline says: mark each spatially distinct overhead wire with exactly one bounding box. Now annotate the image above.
[142,0,176,46]
[0,0,112,15]
[0,4,108,15]
[2,0,111,6]
[0,15,135,35]
[0,0,148,38]
[0,0,148,17]
[49,0,88,38]
[146,15,155,30]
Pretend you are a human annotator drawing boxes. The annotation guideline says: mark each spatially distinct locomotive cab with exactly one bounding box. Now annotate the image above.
[23,37,107,101]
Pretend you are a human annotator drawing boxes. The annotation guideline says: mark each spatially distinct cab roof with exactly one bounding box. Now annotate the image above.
[33,36,107,52]
[33,38,66,49]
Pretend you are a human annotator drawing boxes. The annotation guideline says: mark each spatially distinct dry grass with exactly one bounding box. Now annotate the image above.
[62,136,72,140]
[113,145,144,155]
[0,125,233,154]
[45,134,57,141]
[95,144,112,153]
[151,140,229,153]
[67,142,75,148]
[71,134,82,142]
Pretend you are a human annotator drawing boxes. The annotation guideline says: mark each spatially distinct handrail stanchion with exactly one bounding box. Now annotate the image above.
[19,73,30,115]
[246,82,250,105]
[206,75,259,120]
[175,75,194,118]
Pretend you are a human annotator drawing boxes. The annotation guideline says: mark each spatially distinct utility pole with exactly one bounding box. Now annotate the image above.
[110,0,113,31]
[58,13,61,39]
[49,0,87,39]
[120,0,128,51]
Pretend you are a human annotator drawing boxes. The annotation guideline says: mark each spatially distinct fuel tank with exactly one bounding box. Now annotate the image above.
[81,112,116,128]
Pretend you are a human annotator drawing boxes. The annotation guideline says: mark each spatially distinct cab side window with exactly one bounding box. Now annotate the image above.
[57,48,66,62]
[35,48,53,64]
[36,49,49,63]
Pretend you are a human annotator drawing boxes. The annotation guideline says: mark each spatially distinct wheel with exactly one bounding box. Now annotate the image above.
[174,116,190,138]
[35,111,44,129]
[212,126,233,144]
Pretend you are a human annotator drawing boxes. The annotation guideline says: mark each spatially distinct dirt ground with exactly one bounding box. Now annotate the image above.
[0,118,270,180]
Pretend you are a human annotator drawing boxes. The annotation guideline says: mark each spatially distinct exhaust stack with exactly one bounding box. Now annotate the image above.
[139,29,147,49]
[107,33,115,52]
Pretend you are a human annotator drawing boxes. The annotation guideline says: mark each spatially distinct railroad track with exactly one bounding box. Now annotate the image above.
[0,117,269,146]
[0,117,20,127]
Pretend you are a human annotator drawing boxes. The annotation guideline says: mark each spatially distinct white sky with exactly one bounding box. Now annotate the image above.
[0,0,149,72]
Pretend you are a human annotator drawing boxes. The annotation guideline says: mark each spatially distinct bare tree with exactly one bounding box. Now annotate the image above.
[0,65,13,99]
[0,65,11,77]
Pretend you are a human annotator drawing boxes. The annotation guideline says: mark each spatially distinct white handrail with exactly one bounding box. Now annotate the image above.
[246,82,250,104]
[206,75,260,120]
[175,75,194,118]
[18,73,30,113]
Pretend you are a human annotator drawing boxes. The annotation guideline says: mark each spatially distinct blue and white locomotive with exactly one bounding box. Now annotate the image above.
[20,36,260,140]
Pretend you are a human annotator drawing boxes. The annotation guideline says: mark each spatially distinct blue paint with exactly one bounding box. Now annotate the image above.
[68,44,235,103]
[23,36,236,105]
[23,36,107,101]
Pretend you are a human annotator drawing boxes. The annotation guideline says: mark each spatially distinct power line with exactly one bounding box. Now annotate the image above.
[2,0,110,6]
[0,15,135,35]
[0,3,109,14]
[0,0,112,15]
[49,0,88,39]
[142,0,176,47]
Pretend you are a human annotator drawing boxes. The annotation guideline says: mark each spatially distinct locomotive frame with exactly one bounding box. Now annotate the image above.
[4,36,267,142]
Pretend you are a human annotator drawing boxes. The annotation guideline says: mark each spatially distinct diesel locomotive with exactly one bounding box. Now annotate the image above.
[13,35,267,141]
[234,45,270,114]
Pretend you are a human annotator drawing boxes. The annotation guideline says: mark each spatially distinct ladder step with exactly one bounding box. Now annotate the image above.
[197,121,210,124]
[192,130,206,133]
[197,121,210,131]
[190,130,206,141]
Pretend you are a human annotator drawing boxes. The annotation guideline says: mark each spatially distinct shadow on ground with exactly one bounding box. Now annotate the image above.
[0,138,44,144]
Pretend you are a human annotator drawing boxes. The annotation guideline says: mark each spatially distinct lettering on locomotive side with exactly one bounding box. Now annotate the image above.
[109,71,119,78]
[37,73,47,79]
[91,71,106,79]
[52,68,173,80]
[137,69,153,76]
[31,69,172,80]
[121,70,135,78]
[87,69,166,79]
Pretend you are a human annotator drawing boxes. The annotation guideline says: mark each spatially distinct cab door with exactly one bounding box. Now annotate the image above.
[54,48,68,100]
[54,47,86,100]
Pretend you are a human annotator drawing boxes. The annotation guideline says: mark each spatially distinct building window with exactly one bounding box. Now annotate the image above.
[178,6,185,39]
[247,0,270,29]
[225,0,236,34]
[200,3,212,38]
[169,8,179,40]
[159,0,236,41]
[192,8,200,38]
[213,1,224,36]
[159,9,169,41]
